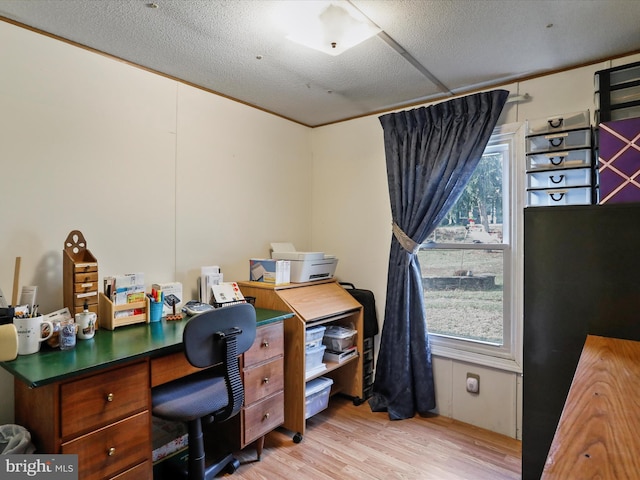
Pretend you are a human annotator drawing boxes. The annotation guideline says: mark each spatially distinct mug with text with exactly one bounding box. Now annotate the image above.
[14,316,54,355]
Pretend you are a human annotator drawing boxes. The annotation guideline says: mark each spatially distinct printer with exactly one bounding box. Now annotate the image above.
[270,243,338,283]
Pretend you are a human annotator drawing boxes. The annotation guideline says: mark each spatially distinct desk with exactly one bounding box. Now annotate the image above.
[541,335,640,479]
[1,308,292,480]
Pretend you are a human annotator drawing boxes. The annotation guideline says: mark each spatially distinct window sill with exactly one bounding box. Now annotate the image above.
[431,343,522,374]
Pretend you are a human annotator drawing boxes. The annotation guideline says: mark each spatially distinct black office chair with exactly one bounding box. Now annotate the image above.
[152,303,257,479]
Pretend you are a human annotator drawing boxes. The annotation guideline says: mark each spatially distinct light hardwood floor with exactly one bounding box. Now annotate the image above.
[229,395,522,479]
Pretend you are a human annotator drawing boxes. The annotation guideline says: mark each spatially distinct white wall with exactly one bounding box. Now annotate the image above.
[0,21,312,424]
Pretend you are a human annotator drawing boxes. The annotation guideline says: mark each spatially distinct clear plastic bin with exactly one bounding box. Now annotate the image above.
[305,325,326,350]
[527,187,593,207]
[526,149,593,171]
[526,110,590,135]
[526,129,591,153]
[305,344,326,372]
[596,62,640,89]
[323,325,356,351]
[527,167,592,189]
[305,376,333,419]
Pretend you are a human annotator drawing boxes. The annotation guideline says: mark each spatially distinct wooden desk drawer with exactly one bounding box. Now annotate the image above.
[243,357,284,405]
[62,411,150,480]
[242,391,284,446]
[75,271,99,283]
[74,281,98,293]
[74,262,98,274]
[61,362,149,439]
[244,322,284,366]
[151,351,203,387]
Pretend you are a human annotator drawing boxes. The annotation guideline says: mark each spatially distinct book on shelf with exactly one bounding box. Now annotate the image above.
[323,346,357,363]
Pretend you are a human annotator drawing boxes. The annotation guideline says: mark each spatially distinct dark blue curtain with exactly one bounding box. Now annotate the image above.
[369,90,509,420]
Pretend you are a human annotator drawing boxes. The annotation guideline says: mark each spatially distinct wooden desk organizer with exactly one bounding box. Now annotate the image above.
[62,230,99,317]
[99,293,150,330]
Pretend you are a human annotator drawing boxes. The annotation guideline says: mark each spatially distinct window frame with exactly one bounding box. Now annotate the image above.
[426,123,524,373]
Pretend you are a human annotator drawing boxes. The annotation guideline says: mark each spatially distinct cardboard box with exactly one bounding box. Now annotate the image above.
[249,259,290,285]
[151,282,183,315]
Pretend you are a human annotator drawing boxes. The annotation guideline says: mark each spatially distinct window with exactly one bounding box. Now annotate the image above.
[419,124,523,370]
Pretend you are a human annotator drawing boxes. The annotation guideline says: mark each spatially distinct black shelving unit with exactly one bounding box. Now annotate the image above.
[595,61,640,123]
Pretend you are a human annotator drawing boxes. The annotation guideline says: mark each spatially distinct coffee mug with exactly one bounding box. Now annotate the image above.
[75,310,96,340]
[14,316,54,355]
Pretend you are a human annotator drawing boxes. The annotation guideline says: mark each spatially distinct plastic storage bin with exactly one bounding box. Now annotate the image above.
[305,325,326,350]
[525,129,592,153]
[323,325,356,351]
[526,110,590,135]
[596,84,640,108]
[605,104,640,122]
[305,344,326,372]
[595,62,640,89]
[526,149,593,171]
[527,187,592,207]
[527,167,592,189]
[305,376,333,419]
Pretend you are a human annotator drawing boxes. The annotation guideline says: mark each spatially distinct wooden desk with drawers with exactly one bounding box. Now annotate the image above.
[1,308,291,480]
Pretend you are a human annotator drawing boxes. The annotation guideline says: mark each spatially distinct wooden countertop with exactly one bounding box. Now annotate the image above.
[541,335,640,479]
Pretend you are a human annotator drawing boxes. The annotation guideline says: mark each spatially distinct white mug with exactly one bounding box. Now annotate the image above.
[14,316,54,355]
[75,311,97,340]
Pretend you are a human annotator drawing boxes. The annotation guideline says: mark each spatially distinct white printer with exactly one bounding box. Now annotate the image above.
[270,243,338,283]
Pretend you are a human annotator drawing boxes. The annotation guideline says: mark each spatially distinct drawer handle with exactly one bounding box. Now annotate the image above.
[108,447,116,456]
[106,393,114,402]
[547,117,563,129]
[262,412,270,421]
[549,137,564,148]
[550,175,565,184]
[262,377,270,384]
[549,192,566,202]
[261,340,270,348]
[549,156,566,166]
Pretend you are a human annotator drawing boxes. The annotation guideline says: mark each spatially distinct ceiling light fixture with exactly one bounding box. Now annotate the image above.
[280,1,381,56]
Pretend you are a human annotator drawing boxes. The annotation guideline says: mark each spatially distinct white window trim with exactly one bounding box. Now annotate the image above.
[428,122,524,373]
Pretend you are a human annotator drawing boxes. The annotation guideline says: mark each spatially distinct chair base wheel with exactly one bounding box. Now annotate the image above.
[225,458,240,474]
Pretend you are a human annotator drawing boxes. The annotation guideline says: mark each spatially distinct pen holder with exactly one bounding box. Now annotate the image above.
[149,300,163,323]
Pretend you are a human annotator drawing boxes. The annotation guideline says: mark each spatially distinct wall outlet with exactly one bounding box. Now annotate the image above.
[466,373,480,394]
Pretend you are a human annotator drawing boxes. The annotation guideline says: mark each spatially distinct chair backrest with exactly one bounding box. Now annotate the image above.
[182,303,257,369]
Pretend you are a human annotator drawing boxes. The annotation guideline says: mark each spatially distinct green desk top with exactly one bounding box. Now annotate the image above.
[1,307,292,388]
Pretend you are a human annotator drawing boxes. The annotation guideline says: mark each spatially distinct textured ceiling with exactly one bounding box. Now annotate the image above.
[1,0,640,127]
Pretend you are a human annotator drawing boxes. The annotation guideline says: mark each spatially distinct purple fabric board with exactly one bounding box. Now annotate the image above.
[599,116,640,203]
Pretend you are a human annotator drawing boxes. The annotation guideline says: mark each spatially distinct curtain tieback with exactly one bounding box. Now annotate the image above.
[392,222,420,255]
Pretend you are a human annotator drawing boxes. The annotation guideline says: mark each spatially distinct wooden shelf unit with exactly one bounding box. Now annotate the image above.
[238,279,363,441]
[98,293,149,330]
[62,230,99,317]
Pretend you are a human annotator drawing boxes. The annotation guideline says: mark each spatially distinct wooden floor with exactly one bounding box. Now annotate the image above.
[228,396,522,479]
